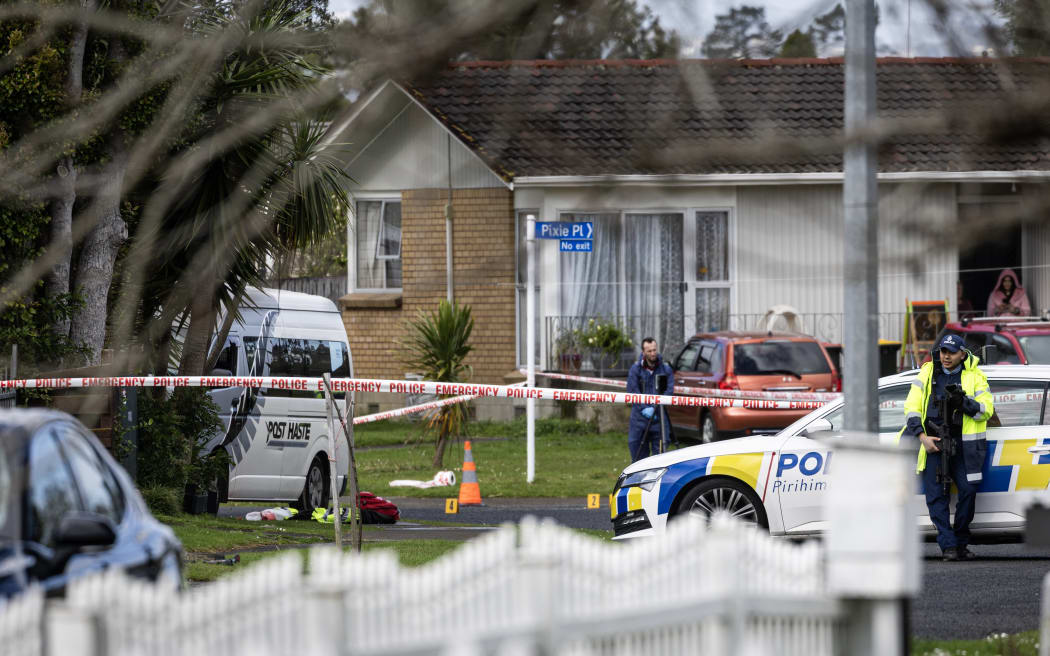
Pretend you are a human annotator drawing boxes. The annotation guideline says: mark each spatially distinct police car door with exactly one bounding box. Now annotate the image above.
[966,379,1050,532]
[774,383,911,535]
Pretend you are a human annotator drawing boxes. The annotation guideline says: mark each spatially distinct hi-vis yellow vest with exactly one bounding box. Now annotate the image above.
[894,352,994,478]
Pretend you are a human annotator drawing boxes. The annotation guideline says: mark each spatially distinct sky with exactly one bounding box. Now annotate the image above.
[326,0,1003,58]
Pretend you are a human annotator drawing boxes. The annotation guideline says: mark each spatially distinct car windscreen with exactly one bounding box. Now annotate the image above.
[733,341,831,376]
[1019,335,1050,364]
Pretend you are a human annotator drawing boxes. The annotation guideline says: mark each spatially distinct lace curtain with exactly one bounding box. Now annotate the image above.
[559,212,685,357]
[625,213,685,356]
[560,213,622,319]
[696,211,729,332]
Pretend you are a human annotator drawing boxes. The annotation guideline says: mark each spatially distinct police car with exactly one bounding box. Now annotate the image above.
[612,365,1050,539]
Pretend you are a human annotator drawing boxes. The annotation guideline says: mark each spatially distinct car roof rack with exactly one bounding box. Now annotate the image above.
[961,314,1050,328]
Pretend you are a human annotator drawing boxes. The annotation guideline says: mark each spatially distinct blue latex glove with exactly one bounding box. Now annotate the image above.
[641,406,655,419]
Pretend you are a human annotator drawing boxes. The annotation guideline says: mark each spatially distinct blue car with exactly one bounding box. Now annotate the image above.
[0,409,182,598]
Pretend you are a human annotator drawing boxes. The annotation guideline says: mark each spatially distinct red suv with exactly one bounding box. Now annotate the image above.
[935,316,1050,365]
[667,332,840,443]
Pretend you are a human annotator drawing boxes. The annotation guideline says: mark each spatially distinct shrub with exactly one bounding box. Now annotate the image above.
[140,485,180,516]
[136,388,223,491]
[401,299,474,468]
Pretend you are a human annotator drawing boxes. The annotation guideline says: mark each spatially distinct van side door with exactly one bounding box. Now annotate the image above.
[224,335,287,500]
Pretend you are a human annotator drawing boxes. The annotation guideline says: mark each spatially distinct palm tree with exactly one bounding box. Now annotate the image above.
[119,0,351,376]
[403,300,475,468]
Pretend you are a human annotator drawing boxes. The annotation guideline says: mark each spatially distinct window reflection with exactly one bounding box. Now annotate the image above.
[55,426,124,523]
[27,431,80,548]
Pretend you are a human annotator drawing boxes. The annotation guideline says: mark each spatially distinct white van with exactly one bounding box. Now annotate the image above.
[203,287,350,512]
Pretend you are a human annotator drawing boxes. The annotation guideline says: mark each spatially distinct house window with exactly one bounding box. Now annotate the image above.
[558,211,685,357]
[693,211,730,332]
[355,200,402,290]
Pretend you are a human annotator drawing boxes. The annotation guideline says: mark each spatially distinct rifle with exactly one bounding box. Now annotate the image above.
[928,383,966,496]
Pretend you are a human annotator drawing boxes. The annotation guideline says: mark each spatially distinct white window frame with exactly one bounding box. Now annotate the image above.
[686,207,735,336]
[375,201,402,260]
[349,196,403,292]
[550,207,735,344]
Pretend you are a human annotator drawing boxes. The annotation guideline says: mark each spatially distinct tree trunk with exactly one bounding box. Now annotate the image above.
[47,159,75,337]
[46,0,93,338]
[178,293,217,376]
[68,137,128,364]
[432,430,449,469]
[204,291,242,373]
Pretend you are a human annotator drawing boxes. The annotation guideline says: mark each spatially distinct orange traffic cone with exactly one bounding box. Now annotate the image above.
[458,440,483,506]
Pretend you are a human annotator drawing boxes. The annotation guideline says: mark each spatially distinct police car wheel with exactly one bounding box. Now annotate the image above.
[675,478,768,528]
[700,414,717,444]
[297,457,329,515]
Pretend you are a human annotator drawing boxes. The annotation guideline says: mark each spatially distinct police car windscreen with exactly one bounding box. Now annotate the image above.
[1019,335,1050,364]
[733,342,831,376]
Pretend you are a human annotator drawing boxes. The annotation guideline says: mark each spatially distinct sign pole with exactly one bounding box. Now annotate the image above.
[526,214,536,483]
[323,373,343,550]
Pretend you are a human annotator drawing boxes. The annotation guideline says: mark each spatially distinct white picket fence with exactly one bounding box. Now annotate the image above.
[12,515,842,656]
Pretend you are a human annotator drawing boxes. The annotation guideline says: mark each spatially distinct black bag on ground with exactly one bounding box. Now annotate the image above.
[358,491,400,524]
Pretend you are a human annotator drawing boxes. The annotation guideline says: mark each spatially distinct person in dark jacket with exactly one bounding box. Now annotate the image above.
[626,337,675,462]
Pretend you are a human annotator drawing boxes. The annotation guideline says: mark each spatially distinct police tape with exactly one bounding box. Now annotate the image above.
[352,393,479,425]
[351,382,528,425]
[536,370,841,402]
[0,375,828,410]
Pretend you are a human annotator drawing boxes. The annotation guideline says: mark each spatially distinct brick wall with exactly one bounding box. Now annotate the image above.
[341,187,517,387]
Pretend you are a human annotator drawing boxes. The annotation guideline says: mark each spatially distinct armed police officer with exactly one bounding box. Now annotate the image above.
[627,337,675,462]
[898,333,994,561]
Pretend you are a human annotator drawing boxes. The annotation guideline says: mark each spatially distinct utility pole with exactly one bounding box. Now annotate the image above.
[841,4,912,656]
[844,0,879,436]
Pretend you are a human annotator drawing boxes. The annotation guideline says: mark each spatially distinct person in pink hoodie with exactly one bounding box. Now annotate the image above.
[986,269,1031,317]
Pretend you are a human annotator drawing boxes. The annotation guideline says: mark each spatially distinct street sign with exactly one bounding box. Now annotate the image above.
[560,239,592,252]
[536,221,593,240]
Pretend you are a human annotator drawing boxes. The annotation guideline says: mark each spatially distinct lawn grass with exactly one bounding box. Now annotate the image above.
[354,416,601,449]
[162,513,367,553]
[912,631,1039,655]
[355,418,631,498]
[184,539,465,582]
[172,418,631,583]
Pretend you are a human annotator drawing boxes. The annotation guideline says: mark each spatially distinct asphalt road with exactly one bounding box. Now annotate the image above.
[222,498,1050,639]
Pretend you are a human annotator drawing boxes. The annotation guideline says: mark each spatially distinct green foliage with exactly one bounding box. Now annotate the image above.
[132,0,352,376]
[996,0,1050,55]
[141,485,181,516]
[0,199,87,372]
[136,388,224,491]
[403,299,474,384]
[701,5,782,59]
[402,299,474,466]
[553,325,581,356]
[471,416,599,439]
[779,29,816,58]
[912,630,1039,656]
[577,318,632,361]
[809,3,846,56]
[342,0,680,63]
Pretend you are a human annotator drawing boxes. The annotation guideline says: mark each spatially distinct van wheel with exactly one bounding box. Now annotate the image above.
[700,413,718,444]
[296,456,329,516]
[675,478,768,528]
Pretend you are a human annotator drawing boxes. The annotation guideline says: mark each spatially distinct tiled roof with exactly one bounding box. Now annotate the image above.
[403,58,1050,179]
